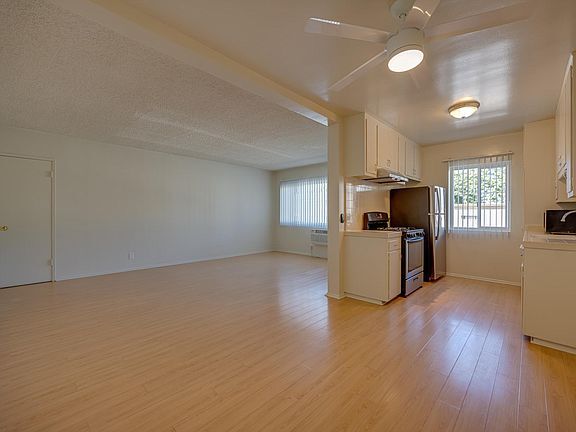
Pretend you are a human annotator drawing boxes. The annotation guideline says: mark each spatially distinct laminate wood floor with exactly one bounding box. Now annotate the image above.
[1,252,575,432]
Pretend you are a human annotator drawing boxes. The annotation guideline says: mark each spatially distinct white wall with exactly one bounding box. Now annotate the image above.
[523,119,576,225]
[523,119,559,225]
[272,163,327,256]
[0,126,273,280]
[344,178,390,230]
[421,132,524,285]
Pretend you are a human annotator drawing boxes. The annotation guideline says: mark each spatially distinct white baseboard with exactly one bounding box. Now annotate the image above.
[273,249,311,256]
[326,292,346,300]
[273,249,327,259]
[445,272,520,287]
[530,337,576,355]
[56,249,274,281]
[344,292,384,305]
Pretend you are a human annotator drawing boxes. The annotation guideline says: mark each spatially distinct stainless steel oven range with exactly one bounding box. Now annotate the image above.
[400,228,425,296]
[362,212,425,297]
[380,227,425,296]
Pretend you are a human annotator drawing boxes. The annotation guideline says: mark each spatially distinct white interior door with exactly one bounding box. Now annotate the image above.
[0,156,53,288]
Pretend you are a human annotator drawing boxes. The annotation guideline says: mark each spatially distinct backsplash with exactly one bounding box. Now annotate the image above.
[345,177,391,230]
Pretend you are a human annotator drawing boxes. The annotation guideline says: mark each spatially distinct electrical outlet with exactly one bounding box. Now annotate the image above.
[129,251,135,260]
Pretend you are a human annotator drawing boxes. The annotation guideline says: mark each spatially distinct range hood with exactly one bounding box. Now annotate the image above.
[364,169,409,185]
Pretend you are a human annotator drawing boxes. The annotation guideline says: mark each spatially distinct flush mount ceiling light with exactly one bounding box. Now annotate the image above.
[386,28,425,73]
[448,100,480,119]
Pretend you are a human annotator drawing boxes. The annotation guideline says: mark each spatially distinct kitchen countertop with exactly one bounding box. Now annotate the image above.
[523,226,576,251]
[344,229,402,239]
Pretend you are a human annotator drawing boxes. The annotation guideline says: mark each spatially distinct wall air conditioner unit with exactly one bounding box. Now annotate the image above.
[310,229,328,259]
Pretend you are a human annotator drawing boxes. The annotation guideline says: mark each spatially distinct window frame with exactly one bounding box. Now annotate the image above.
[279,176,327,229]
[448,159,511,233]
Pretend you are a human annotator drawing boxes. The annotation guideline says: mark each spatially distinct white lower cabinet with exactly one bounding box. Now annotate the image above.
[388,248,402,299]
[522,233,576,353]
[343,232,402,304]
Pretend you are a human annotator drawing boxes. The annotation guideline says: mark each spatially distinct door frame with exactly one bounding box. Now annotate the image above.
[0,152,56,282]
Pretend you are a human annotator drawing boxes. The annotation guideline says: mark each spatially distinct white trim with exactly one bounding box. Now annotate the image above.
[0,153,56,283]
[344,292,385,305]
[0,151,54,162]
[273,249,328,259]
[530,337,576,355]
[326,292,346,300]
[448,157,511,233]
[275,250,310,256]
[442,151,514,163]
[445,272,520,287]
[56,250,274,281]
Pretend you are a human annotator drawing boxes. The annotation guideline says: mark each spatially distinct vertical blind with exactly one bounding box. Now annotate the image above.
[279,176,327,229]
[448,154,511,234]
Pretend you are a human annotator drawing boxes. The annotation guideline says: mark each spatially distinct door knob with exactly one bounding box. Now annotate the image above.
[0,226,7,231]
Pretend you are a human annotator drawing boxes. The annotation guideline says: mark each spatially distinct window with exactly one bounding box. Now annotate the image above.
[280,176,327,228]
[448,155,511,232]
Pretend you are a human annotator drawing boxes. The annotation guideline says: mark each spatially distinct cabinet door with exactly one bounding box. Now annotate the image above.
[556,87,566,174]
[567,64,574,197]
[560,84,566,171]
[414,143,422,180]
[377,123,399,172]
[388,249,402,300]
[398,135,407,176]
[405,140,415,177]
[365,115,378,176]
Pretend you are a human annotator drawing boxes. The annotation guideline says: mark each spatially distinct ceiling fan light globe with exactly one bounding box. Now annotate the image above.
[387,46,424,72]
[385,28,425,73]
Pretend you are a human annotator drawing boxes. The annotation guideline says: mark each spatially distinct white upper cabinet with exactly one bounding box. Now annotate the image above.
[344,112,421,181]
[556,81,567,175]
[404,138,421,181]
[377,122,399,173]
[566,58,574,198]
[414,141,422,180]
[405,138,415,178]
[398,135,407,175]
[555,52,575,202]
[344,113,378,177]
[365,114,379,177]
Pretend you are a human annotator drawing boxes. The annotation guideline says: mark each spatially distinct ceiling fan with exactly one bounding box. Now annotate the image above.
[306,0,533,92]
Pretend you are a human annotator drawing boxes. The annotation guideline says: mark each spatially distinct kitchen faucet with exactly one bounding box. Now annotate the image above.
[560,210,576,222]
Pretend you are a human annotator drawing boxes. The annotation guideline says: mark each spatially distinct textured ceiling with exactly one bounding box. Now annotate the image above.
[0,0,327,170]
[120,0,576,145]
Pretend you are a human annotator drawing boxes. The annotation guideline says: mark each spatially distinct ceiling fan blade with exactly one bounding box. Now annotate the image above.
[425,2,533,43]
[328,50,388,92]
[404,0,441,29]
[305,17,392,44]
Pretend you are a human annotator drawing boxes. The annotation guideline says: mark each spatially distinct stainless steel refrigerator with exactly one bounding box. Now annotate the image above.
[390,186,446,281]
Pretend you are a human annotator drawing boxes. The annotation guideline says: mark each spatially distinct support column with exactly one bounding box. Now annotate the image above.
[327,120,345,299]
